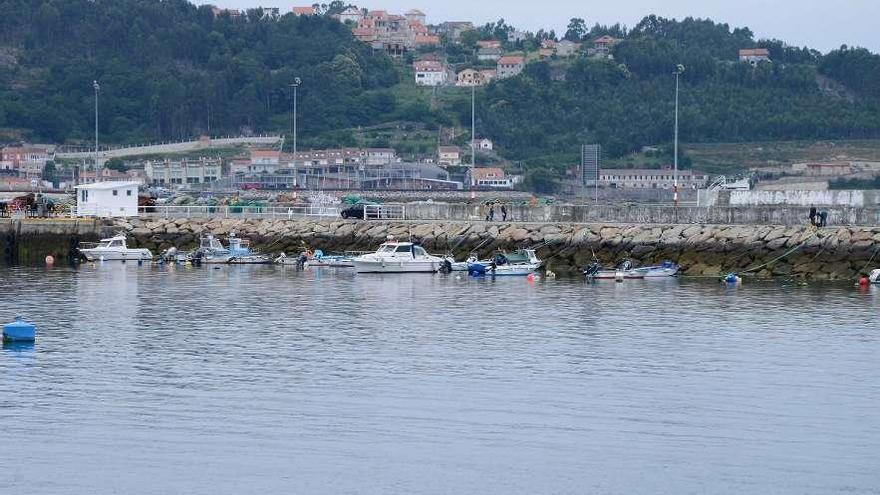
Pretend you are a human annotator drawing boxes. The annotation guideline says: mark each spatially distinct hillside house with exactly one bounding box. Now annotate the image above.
[477,46,503,61]
[1,146,50,179]
[415,34,441,47]
[497,55,525,79]
[476,40,502,50]
[413,60,448,86]
[468,167,514,189]
[472,138,494,151]
[456,68,484,86]
[291,6,315,16]
[739,48,771,65]
[440,21,475,42]
[591,35,618,57]
[556,40,581,57]
[539,39,557,57]
[405,9,426,25]
[334,6,362,24]
[249,149,281,174]
[438,146,462,166]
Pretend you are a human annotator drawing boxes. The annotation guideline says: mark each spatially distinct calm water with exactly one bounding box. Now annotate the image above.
[1,264,879,494]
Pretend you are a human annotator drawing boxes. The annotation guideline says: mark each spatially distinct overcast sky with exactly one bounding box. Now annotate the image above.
[196,0,880,53]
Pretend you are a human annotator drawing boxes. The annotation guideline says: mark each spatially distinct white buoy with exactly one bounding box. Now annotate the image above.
[615,271,624,282]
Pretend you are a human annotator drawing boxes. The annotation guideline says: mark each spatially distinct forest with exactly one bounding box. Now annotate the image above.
[2,0,880,178]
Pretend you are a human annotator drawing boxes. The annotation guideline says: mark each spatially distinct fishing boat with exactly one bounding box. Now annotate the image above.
[196,233,271,264]
[467,249,542,276]
[440,253,478,272]
[583,259,644,280]
[631,261,680,278]
[275,249,354,268]
[78,233,153,261]
[353,236,444,273]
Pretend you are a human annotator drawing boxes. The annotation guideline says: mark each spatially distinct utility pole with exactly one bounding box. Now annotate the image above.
[93,80,100,171]
[290,77,301,188]
[673,64,685,206]
[471,84,476,168]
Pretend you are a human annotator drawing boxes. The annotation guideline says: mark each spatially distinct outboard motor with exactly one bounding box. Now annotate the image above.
[439,258,453,274]
[583,262,601,277]
[468,263,487,277]
[296,253,308,269]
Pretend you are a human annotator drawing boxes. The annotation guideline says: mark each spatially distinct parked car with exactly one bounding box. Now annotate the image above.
[341,203,381,219]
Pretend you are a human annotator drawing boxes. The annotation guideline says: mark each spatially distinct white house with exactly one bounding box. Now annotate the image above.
[472,138,494,151]
[335,6,362,24]
[413,60,448,86]
[76,181,140,217]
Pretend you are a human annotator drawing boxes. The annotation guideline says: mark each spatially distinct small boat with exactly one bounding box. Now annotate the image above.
[869,269,880,284]
[631,261,680,278]
[353,236,444,273]
[197,233,271,264]
[275,250,354,268]
[440,253,478,273]
[583,259,644,280]
[467,249,542,276]
[79,233,153,261]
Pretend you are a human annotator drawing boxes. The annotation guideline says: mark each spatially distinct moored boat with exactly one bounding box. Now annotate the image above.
[631,261,680,278]
[353,236,444,273]
[467,249,542,276]
[79,233,153,261]
[583,259,644,280]
[196,233,271,264]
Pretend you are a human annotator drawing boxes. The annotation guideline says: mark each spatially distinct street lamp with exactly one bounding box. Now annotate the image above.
[672,64,685,206]
[93,80,100,171]
[290,77,301,188]
[471,83,476,168]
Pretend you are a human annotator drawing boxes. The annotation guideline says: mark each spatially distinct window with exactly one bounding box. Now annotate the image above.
[112,189,118,196]
[395,245,411,253]
[126,189,132,196]
[81,190,89,202]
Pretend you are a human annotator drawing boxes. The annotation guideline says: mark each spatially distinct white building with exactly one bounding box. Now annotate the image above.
[413,60,448,86]
[75,181,140,217]
[472,138,494,151]
[438,145,461,166]
[335,6,362,24]
[144,159,222,185]
[599,169,709,189]
[249,150,281,174]
[739,48,771,65]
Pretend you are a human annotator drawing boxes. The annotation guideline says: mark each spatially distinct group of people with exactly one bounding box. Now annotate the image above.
[485,203,509,222]
[809,207,828,228]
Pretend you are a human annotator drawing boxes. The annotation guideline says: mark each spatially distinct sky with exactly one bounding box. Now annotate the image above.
[195,0,880,53]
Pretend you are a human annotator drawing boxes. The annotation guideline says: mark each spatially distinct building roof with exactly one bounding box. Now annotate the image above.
[540,39,557,49]
[739,48,770,57]
[477,40,502,48]
[600,168,705,176]
[368,10,389,19]
[438,145,460,154]
[498,55,525,65]
[75,180,140,190]
[291,6,315,15]
[250,150,281,159]
[414,60,444,72]
[406,9,425,16]
[471,167,505,180]
[593,35,618,45]
[415,34,440,45]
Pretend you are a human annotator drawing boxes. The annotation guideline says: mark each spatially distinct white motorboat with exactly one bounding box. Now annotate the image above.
[275,249,355,268]
[466,249,542,276]
[353,237,444,273]
[631,261,680,278]
[869,269,880,284]
[79,233,153,261]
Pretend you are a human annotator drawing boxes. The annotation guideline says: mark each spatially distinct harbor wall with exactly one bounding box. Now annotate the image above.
[0,218,112,264]
[114,217,880,280]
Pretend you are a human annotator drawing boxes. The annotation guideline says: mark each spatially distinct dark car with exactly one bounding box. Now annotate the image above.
[341,203,381,220]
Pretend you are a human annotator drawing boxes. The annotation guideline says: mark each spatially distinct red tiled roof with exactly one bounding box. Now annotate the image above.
[739,48,770,57]
[250,150,281,158]
[471,167,505,180]
[497,55,525,65]
[415,34,440,45]
[291,6,315,15]
[414,60,443,72]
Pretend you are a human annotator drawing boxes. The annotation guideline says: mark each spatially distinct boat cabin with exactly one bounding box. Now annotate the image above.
[375,242,430,258]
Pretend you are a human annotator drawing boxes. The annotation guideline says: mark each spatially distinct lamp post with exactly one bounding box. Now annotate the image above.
[290,77,301,188]
[93,80,100,171]
[673,64,685,206]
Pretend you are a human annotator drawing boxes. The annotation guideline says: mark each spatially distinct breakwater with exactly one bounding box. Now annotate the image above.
[3,217,877,279]
[114,217,879,279]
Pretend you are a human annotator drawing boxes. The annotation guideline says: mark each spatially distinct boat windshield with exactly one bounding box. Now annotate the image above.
[413,246,427,257]
[98,239,123,248]
[378,245,396,253]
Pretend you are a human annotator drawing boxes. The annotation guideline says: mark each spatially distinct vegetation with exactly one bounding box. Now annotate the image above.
[2,2,880,192]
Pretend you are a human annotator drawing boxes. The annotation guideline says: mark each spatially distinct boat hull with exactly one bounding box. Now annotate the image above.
[80,248,153,261]
[587,270,645,280]
[468,263,540,276]
[354,259,440,273]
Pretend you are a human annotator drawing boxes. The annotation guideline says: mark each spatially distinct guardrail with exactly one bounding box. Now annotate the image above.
[138,205,340,219]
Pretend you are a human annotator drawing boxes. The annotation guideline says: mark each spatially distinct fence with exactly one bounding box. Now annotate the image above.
[138,205,340,219]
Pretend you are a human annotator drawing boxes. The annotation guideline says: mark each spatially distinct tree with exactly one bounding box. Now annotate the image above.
[42,161,58,186]
[524,167,558,194]
[564,18,587,42]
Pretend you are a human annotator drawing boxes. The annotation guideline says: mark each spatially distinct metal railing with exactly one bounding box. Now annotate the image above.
[138,205,340,219]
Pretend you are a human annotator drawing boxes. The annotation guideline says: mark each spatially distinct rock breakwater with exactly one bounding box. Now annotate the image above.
[116,217,880,280]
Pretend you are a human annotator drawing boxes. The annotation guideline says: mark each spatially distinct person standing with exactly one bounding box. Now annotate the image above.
[501,204,508,221]
[488,205,495,221]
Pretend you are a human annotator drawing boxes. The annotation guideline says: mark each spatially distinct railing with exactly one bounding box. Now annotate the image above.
[363,204,406,220]
[138,205,340,219]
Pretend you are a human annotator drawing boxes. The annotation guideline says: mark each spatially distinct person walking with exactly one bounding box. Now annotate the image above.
[501,204,508,221]
[488,205,495,221]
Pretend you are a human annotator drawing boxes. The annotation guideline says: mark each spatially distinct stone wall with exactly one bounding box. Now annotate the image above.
[0,218,111,264]
[117,217,880,280]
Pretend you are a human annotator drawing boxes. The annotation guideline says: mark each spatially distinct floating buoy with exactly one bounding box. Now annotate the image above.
[526,273,535,283]
[99,256,105,262]
[724,273,742,284]
[546,270,556,279]
[3,316,35,342]
[859,276,869,287]
[45,255,54,266]
[615,271,624,282]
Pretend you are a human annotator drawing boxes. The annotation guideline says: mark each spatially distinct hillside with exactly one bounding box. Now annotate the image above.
[2,1,880,185]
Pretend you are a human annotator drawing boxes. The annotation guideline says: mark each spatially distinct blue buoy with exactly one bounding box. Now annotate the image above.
[3,316,36,342]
